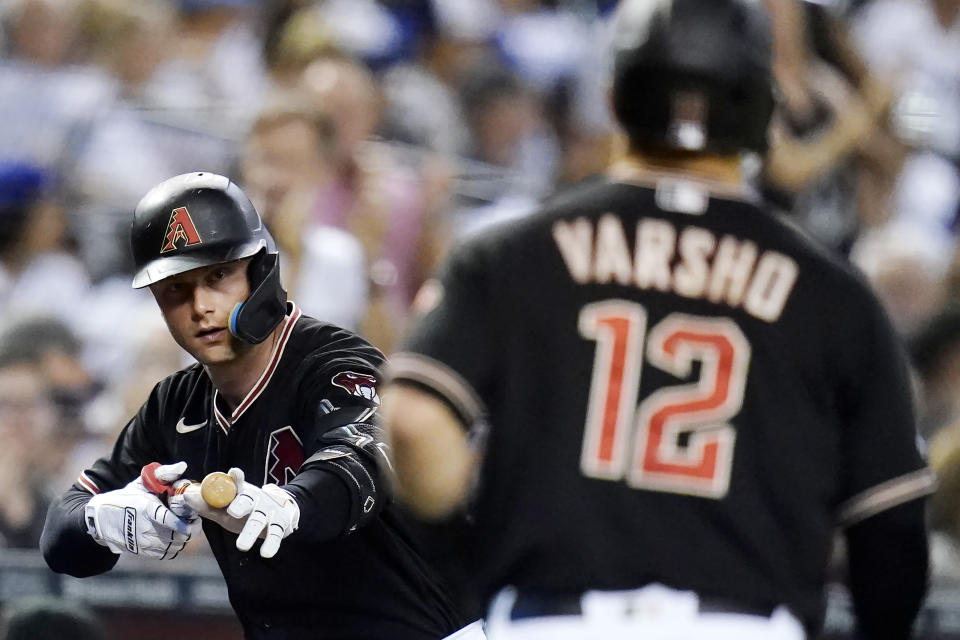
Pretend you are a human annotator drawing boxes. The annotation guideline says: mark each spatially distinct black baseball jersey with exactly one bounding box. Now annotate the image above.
[43,304,462,640]
[389,175,935,632]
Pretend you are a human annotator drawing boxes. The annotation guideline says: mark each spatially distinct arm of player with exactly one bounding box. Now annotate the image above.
[217,404,397,556]
[40,463,199,573]
[275,403,400,545]
[41,488,120,577]
[83,462,199,559]
[42,390,180,575]
[833,286,933,638]
[380,384,479,520]
[844,498,929,640]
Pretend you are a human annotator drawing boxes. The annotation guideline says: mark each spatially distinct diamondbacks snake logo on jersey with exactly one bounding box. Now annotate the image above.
[332,371,380,404]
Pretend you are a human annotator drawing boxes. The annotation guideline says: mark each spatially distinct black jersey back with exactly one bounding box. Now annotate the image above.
[75,305,461,640]
[391,177,933,633]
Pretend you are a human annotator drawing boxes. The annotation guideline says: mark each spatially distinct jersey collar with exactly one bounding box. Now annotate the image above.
[607,160,761,204]
[213,301,302,433]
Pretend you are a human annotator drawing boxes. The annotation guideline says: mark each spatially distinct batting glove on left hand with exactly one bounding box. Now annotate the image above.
[225,467,300,558]
[85,462,199,560]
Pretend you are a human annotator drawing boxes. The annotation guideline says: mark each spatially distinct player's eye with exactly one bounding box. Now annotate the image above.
[157,282,186,302]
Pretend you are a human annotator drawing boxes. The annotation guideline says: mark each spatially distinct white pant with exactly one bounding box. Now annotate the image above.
[444,620,488,640]
[485,585,806,640]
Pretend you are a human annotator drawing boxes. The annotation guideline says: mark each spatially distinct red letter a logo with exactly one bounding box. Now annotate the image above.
[160,207,203,253]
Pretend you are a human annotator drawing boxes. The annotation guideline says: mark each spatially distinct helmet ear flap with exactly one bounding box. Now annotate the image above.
[228,251,287,344]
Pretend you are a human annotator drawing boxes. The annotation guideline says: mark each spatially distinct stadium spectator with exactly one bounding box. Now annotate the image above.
[140,0,268,135]
[0,338,57,548]
[0,163,90,327]
[851,0,960,273]
[763,0,899,255]
[71,0,237,281]
[298,54,449,350]
[241,94,369,331]
[1,596,107,640]
[0,0,114,171]
[0,317,103,493]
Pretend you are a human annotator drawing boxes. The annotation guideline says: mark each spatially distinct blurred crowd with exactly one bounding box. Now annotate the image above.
[3,0,960,590]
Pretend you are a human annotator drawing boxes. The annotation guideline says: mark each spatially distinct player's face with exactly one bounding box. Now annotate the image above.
[150,259,251,365]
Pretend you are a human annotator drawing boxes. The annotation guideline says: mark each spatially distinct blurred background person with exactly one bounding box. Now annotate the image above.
[850,0,960,305]
[0,317,103,493]
[138,0,267,133]
[0,0,114,173]
[297,54,449,350]
[241,94,369,332]
[1,596,107,640]
[0,162,89,326]
[0,333,58,548]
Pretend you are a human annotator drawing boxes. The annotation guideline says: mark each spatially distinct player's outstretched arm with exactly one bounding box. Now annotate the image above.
[285,404,396,541]
[41,487,120,577]
[380,384,478,520]
[83,462,200,560]
[217,404,397,556]
[845,498,929,640]
[42,462,201,576]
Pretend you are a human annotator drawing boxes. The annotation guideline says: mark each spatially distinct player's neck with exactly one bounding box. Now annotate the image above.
[609,135,744,187]
[205,326,283,410]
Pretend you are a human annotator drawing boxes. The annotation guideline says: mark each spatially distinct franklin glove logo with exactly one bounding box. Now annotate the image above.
[160,206,203,253]
[124,507,138,554]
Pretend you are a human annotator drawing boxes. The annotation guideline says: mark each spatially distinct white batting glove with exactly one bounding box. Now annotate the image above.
[84,462,199,559]
[225,467,300,558]
[147,462,201,523]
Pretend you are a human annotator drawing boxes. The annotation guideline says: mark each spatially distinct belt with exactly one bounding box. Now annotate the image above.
[509,591,777,621]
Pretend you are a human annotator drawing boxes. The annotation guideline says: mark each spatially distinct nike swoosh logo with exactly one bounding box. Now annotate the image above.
[176,418,206,434]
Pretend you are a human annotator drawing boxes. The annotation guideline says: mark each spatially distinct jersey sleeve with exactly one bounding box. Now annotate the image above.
[387,240,496,427]
[283,330,390,538]
[833,291,936,527]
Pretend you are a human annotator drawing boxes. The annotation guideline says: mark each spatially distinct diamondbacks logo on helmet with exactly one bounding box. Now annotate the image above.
[266,426,304,484]
[332,371,380,404]
[160,206,203,253]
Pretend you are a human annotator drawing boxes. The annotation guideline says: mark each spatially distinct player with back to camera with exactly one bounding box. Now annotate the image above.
[39,172,469,639]
[380,1,934,639]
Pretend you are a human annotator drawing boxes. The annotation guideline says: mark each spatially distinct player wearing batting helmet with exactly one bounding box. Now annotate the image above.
[40,173,467,639]
[380,1,933,639]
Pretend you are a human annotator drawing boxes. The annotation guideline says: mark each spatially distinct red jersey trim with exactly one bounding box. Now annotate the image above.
[213,302,302,430]
[77,472,100,495]
[386,352,486,425]
[836,468,936,528]
[214,403,230,434]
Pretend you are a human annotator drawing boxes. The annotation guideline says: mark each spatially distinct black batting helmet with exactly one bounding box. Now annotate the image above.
[611,0,774,154]
[131,172,287,344]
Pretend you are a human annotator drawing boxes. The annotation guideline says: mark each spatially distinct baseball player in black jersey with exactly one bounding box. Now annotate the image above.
[381,1,934,639]
[39,173,465,640]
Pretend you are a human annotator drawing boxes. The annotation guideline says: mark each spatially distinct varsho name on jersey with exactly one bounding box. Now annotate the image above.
[553,215,799,322]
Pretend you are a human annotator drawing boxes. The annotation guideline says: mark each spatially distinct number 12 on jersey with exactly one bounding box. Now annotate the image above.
[578,301,750,499]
